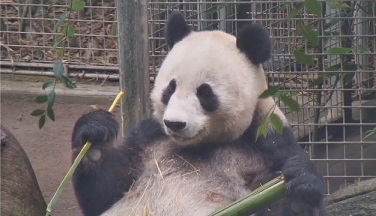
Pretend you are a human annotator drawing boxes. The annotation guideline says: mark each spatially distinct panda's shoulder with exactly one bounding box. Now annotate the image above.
[125,118,167,146]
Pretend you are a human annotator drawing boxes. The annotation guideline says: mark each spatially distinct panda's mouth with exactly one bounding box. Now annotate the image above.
[169,128,205,144]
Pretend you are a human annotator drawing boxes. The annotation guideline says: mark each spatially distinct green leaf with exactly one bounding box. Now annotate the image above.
[358,44,371,54]
[323,12,346,30]
[53,60,65,80]
[280,95,301,111]
[327,47,353,55]
[47,106,55,122]
[329,2,350,9]
[53,14,68,33]
[304,0,322,17]
[259,86,281,99]
[298,26,319,46]
[256,121,269,141]
[35,95,48,104]
[294,50,314,65]
[341,72,355,86]
[31,109,45,117]
[270,113,284,134]
[342,62,358,71]
[39,115,46,129]
[69,0,86,11]
[287,9,303,18]
[61,76,77,89]
[63,25,75,37]
[42,80,55,90]
[309,77,324,87]
[48,90,56,106]
[364,127,376,140]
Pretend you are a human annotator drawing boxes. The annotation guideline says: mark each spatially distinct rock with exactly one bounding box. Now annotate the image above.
[1,125,46,216]
[325,178,376,216]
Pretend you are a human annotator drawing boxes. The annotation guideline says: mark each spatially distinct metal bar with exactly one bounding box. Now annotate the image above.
[0,61,119,71]
[0,68,119,80]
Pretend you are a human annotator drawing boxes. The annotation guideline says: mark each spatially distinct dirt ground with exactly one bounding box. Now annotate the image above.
[1,90,120,216]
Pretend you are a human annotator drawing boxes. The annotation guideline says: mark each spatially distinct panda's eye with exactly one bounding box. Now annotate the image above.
[196,83,219,112]
[161,79,176,105]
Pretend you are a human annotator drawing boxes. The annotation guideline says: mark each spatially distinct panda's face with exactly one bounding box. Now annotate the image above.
[151,31,268,146]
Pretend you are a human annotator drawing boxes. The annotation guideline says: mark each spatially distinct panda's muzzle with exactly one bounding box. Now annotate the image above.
[164,120,187,132]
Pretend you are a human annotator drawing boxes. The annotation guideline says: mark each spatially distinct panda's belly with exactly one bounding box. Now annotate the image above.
[102,172,236,216]
[102,141,268,216]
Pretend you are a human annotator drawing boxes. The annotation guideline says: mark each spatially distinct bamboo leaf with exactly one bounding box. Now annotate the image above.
[31,109,46,117]
[69,0,86,11]
[63,25,76,38]
[42,80,55,90]
[304,0,322,17]
[47,105,55,122]
[270,113,284,134]
[328,47,353,55]
[294,50,314,65]
[61,76,77,89]
[53,14,68,33]
[280,95,301,111]
[341,72,355,86]
[256,120,269,141]
[48,90,56,106]
[39,115,46,129]
[287,9,303,18]
[358,44,371,54]
[259,86,281,99]
[329,2,350,9]
[364,127,376,140]
[35,95,48,104]
[53,60,65,80]
[309,77,324,87]
[298,26,319,46]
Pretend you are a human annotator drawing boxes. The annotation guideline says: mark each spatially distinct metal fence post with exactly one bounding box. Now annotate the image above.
[117,0,150,136]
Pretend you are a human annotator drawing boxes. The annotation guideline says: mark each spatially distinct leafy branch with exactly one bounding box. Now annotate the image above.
[31,0,86,129]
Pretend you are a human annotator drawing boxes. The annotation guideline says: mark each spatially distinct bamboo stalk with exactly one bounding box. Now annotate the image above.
[210,176,287,216]
[45,91,125,216]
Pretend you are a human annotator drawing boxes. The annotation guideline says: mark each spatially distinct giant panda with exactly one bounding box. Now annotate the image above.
[71,12,325,216]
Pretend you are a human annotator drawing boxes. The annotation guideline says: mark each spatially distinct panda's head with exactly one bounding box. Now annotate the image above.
[151,12,272,146]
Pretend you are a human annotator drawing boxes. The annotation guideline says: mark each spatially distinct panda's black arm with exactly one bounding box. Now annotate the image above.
[71,110,166,216]
[251,125,325,214]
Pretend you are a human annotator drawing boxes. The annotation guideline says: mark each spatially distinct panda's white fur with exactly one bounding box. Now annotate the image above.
[71,12,325,216]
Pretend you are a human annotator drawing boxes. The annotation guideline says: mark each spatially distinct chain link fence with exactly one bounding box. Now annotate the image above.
[1,0,376,195]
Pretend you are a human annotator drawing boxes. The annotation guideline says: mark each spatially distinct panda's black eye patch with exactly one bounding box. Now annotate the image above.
[161,79,176,105]
[196,83,219,112]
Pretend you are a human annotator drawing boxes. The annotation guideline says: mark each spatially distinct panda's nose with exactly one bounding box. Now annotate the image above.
[164,120,187,132]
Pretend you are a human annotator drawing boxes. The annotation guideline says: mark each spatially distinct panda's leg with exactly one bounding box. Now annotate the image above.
[71,110,137,216]
[254,125,325,215]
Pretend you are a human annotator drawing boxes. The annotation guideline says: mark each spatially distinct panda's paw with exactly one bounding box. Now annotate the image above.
[282,155,324,208]
[72,110,119,149]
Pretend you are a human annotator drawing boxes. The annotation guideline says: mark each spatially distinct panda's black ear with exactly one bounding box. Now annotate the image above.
[165,12,191,49]
[236,24,272,65]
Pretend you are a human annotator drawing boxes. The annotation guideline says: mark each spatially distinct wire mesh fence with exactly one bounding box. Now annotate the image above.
[147,0,376,195]
[1,0,376,195]
[1,0,118,79]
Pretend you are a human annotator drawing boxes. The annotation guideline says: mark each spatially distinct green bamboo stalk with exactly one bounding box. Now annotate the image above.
[46,91,125,216]
[210,176,287,216]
